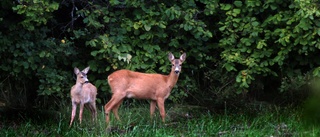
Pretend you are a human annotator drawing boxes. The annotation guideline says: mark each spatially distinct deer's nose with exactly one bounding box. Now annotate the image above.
[84,78,89,82]
[174,67,180,74]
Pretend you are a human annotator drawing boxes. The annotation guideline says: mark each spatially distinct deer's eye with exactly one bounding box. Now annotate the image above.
[80,76,84,78]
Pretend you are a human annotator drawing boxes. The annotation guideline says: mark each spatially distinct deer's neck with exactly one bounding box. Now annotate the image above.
[76,80,89,85]
[74,82,84,92]
[167,71,180,88]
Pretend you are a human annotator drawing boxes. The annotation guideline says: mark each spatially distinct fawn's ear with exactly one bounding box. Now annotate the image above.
[180,53,186,63]
[82,66,90,74]
[74,67,80,75]
[168,52,175,61]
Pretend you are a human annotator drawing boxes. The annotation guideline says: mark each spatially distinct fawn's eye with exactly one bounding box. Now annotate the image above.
[80,76,84,78]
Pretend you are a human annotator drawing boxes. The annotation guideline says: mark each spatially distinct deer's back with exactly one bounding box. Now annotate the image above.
[108,69,170,99]
[83,83,97,100]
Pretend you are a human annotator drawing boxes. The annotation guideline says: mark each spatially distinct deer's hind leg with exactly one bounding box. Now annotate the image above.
[86,102,97,123]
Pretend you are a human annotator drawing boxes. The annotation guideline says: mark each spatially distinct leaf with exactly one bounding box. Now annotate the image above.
[236,75,241,82]
[240,81,249,88]
[133,23,140,29]
[270,5,277,10]
[313,67,320,77]
[158,23,166,29]
[91,51,98,56]
[224,63,236,71]
[234,1,243,7]
[88,39,97,47]
[257,40,266,49]
[144,24,151,31]
[183,24,192,31]
[219,26,226,31]
[251,21,259,27]
[13,66,21,73]
[232,9,241,16]
[221,4,232,11]
[22,62,29,69]
[39,51,46,58]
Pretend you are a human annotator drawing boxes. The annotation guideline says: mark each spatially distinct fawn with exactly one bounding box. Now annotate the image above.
[69,66,97,127]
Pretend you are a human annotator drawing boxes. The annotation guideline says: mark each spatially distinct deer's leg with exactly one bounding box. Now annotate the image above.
[91,102,97,122]
[79,103,85,124]
[70,102,77,127]
[92,95,97,122]
[150,100,157,119]
[104,94,125,124]
[89,94,97,122]
[156,98,166,122]
[87,102,97,123]
[84,104,92,114]
[104,98,114,125]
[112,99,123,121]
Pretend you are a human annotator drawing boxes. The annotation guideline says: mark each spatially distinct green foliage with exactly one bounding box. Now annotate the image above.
[1,0,320,109]
[69,0,218,102]
[219,0,320,92]
[202,66,241,105]
[1,1,76,108]
[12,0,59,30]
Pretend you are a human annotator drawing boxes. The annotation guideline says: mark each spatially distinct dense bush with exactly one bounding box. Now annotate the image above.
[0,0,319,109]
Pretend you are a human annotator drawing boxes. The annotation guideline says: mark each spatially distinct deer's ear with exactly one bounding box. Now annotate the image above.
[82,66,90,74]
[168,52,175,61]
[180,53,186,62]
[74,67,80,75]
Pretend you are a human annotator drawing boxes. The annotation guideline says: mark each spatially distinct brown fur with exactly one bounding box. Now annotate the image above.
[104,52,186,125]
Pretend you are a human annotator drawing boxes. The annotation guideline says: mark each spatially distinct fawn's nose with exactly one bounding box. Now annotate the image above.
[84,78,89,83]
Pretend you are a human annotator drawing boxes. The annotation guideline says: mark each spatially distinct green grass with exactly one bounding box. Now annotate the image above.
[1,104,320,137]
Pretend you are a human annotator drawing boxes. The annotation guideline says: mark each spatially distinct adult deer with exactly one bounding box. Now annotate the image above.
[104,52,186,124]
[69,66,97,127]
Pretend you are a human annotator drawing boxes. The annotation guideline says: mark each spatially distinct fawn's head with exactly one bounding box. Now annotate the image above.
[74,67,90,84]
[168,52,186,75]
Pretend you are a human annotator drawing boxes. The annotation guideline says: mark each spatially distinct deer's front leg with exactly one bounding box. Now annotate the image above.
[150,100,156,119]
[70,102,77,127]
[104,93,125,125]
[79,103,85,124]
[112,99,123,121]
[156,98,166,122]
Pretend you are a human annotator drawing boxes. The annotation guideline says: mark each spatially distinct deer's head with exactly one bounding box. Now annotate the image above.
[168,52,186,75]
[74,67,90,84]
